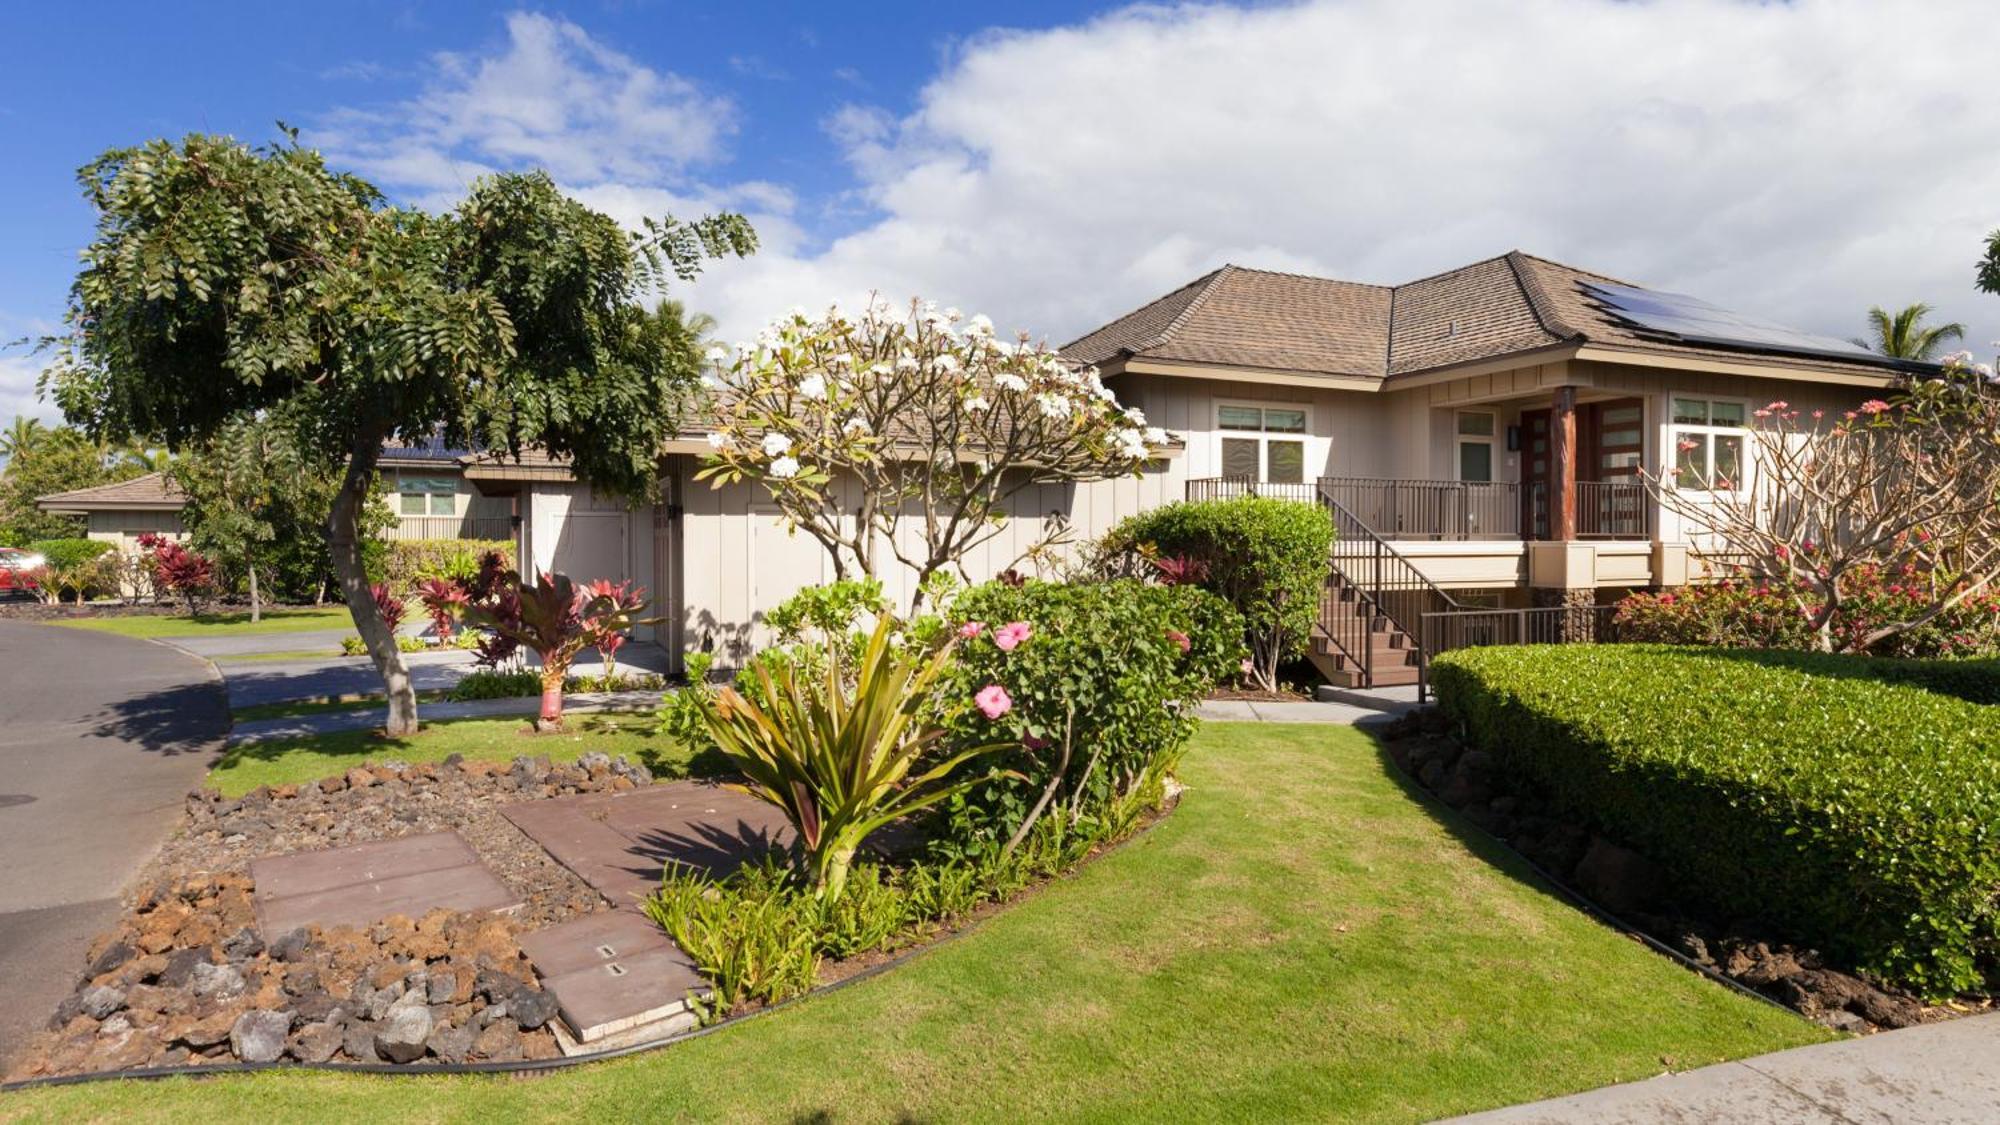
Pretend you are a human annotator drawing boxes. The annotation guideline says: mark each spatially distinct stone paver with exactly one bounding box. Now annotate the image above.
[1450,1010,2000,1124]
[249,830,520,935]
[502,781,794,910]
[0,621,227,1072]
[518,911,706,1045]
[1192,695,1415,724]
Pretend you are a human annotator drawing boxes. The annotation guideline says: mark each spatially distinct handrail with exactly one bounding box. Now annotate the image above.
[1318,481,1466,687]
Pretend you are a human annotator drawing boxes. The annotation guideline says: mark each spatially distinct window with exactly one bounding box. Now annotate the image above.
[1456,411,1495,482]
[1670,397,1746,491]
[1218,404,1309,484]
[398,477,458,517]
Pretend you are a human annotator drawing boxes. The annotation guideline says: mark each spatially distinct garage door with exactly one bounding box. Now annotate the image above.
[550,511,628,586]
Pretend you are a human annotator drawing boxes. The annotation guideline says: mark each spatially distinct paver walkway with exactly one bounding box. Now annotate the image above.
[1192,695,1416,724]
[1451,1010,2000,1123]
[0,622,228,1072]
[249,831,520,934]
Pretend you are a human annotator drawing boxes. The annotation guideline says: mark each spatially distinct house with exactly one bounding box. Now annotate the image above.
[40,250,1918,684]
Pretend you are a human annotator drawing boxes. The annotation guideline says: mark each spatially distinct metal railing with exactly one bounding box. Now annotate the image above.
[1415,604,1622,700]
[1529,480,1651,540]
[1182,476,1323,505]
[384,514,516,542]
[1321,483,1466,687]
[1319,477,1521,540]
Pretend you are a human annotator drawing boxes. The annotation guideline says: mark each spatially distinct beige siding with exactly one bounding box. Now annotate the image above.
[85,510,184,553]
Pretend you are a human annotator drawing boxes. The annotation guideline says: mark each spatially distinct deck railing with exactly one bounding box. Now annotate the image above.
[1528,480,1651,539]
[1415,604,1623,700]
[1182,476,1323,505]
[384,514,515,542]
[1318,477,1521,540]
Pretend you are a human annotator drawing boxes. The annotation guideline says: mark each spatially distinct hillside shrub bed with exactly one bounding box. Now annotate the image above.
[1431,644,2000,996]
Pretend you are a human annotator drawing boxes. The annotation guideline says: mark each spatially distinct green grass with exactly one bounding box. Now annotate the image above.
[208,713,691,796]
[44,606,356,639]
[229,690,458,724]
[3,724,1822,1122]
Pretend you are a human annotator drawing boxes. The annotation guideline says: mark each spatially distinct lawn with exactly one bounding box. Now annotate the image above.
[208,712,692,796]
[2,723,1822,1122]
[44,606,355,639]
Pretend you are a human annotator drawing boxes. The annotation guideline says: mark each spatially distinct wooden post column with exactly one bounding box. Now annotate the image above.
[1550,386,1577,542]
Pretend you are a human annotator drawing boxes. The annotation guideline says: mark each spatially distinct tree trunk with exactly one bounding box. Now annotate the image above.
[537,667,565,732]
[248,563,261,624]
[327,429,419,735]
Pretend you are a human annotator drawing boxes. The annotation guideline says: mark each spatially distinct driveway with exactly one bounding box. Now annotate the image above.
[0,621,228,1071]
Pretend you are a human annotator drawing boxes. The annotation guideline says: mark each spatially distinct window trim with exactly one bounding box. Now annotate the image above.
[1668,393,1751,494]
[1214,399,1317,485]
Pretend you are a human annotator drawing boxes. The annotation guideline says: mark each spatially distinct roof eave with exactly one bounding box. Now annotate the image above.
[1571,344,1902,387]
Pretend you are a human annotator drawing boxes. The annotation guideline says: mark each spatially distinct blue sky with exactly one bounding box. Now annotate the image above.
[5,1,1998,424]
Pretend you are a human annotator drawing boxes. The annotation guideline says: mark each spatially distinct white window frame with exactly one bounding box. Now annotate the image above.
[397,475,459,518]
[1214,400,1320,485]
[1667,394,1751,494]
[1455,410,1497,483]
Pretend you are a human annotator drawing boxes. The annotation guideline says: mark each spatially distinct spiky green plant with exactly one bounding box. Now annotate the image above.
[701,618,1011,902]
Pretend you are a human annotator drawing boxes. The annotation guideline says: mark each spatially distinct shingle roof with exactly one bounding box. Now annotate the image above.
[1064,250,1910,383]
[1065,266,1391,379]
[36,472,184,511]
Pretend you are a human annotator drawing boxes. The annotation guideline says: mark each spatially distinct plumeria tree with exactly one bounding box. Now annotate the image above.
[697,299,1167,606]
[1650,353,2000,653]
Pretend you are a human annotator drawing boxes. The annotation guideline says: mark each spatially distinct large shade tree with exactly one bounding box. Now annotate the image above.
[46,133,754,733]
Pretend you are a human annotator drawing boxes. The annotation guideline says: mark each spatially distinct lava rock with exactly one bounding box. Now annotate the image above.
[425,1022,476,1064]
[229,1010,294,1064]
[221,927,266,962]
[374,1005,434,1063]
[289,1020,344,1064]
[78,985,126,1020]
[508,986,558,1031]
[88,941,135,979]
[471,1019,523,1062]
[1571,836,1663,916]
[189,961,247,999]
[156,946,213,989]
[268,927,312,963]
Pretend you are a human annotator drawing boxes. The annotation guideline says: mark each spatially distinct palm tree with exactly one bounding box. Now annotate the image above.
[0,415,47,462]
[1852,303,1966,362]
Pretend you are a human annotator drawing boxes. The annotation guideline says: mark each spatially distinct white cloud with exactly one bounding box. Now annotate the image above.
[676,0,2000,353]
[317,1,2000,357]
[314,11,734,198]
[0,354,58,428]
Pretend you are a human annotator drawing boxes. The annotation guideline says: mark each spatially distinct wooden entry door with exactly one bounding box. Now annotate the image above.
[1520,408,1552,539]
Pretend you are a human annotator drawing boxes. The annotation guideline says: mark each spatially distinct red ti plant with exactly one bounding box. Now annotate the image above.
[413,578,469,643]
[578,578,654,683]
[463,570,615,732]
[138,532,216,615]
[370,582,407,633]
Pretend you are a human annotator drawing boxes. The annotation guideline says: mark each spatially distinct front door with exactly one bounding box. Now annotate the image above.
[1519,398,1645,540]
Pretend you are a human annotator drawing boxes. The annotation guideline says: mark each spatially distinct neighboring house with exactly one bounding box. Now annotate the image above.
[34,472,187,552]
[35,250,1922,683]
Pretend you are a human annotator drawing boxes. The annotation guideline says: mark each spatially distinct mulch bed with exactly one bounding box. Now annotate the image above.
[1205,687,1312,702]
[1379,708,1994,1033]
[7,752,660,1081]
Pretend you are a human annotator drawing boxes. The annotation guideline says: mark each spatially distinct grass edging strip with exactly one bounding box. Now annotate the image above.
[0,794,1173,1093]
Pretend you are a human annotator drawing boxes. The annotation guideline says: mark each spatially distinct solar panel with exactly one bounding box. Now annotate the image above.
[1579,281,1882,364]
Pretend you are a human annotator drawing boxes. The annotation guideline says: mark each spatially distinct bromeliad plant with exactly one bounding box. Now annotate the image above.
[579,577,650,682]
[413,577,471,643]
[697,617,1012,902]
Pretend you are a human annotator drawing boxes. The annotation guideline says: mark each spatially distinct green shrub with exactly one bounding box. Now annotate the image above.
[645,856,822,1012]
[25,538,118,604]
[448,669,541,701]
[1616,566,2000,658]
[378,539,513,590]
[937,578,1241,855]
[1101,496,1331,688]
[28,538,113,571]
[1431,644,2000,995]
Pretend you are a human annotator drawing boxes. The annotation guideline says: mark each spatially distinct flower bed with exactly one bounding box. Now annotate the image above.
[1429,644,2000,997]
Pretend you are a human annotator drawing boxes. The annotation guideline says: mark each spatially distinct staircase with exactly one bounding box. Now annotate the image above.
[1306,485,1464,690]
[1310,571,1421,687]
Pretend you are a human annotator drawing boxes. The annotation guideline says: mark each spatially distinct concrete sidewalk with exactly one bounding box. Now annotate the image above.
[1193,692,1417,725]
[1450,1011,2000,1124]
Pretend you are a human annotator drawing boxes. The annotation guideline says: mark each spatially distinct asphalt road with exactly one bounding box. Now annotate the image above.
[0,621,227,1072]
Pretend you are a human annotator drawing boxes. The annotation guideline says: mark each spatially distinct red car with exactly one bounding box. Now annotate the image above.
[0,546,43,598]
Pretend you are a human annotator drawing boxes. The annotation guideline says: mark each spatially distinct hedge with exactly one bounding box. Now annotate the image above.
[1430,644,2000,996]
[27,538,115,571]
[1102,496,1332,681]
[377,539,513,590]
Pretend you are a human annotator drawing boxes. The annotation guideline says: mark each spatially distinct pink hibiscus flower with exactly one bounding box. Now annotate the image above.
[993,621,1032,652]
[1165,628,1190,654]
[975,684,1013,719]
[958,621,986,639]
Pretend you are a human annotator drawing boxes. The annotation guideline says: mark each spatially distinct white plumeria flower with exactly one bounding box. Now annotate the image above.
[1144,426,1168,445]
[964,395,992,412]
[1124,408,1147,426]
[843,415,872,434]
[967,313,994,337]
[1036,393,1072,419]
[895,353,919,372]
[704,345,728,363]
[762,432,793,457]
[868,362,893,377]
[944,307,961,321]
[706,431,735,451]
[798,373,828,400]
[930,354,961,374]
[830,352,855,369]
[995,372,1028,393]
[1116,430,1149,458]
[769,456,801,479]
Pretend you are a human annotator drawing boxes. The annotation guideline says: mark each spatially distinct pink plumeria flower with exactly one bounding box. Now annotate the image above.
[1240,658,1255,677]
[957,621,986,639]
[1859,400,1890,415]
[975,683,1013,719]
[993,621,1032,652]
